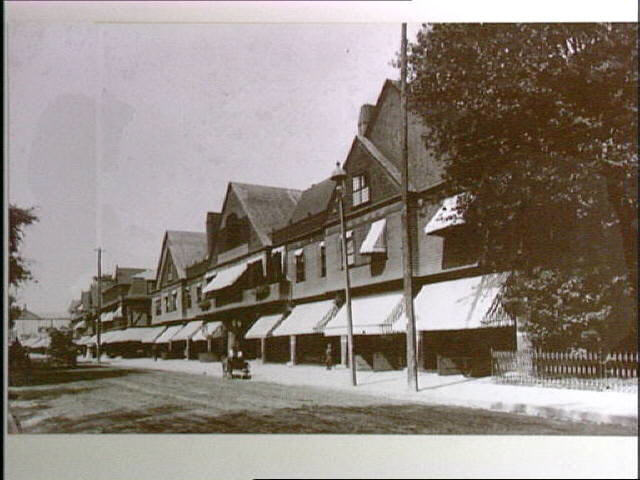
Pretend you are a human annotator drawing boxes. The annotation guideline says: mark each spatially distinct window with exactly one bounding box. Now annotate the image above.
[164,295,169,312]
[352,174,370,207]
[340,231,355,267]
[184,288,192,309]
[155,299,162,316]
[171,291,178,311]
[319,242,326,277]
[196,284,203,303]
[295,249,305,283]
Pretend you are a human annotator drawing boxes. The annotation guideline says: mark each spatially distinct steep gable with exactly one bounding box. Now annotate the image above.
[364,79,444,193]
[155,230,208,288]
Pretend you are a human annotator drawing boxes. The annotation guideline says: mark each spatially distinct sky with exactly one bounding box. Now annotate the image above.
[6,2,635,317]
[7,17,423,316]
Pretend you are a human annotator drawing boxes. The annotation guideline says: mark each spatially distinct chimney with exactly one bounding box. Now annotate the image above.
[206,212,221,258]
[358,104,375,137]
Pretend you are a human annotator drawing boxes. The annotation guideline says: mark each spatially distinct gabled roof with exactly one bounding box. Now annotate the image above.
[132,269,156,281]
[113,266,148,285]
[229,182,302,246]
[14,308,42,321]
[68,299,81,313]
[165,230,208,278]
[288,178,336,225]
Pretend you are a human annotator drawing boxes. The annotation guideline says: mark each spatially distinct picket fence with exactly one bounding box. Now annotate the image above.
[491,350,639,393]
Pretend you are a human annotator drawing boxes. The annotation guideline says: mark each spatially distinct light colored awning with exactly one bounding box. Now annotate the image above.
[359,219,387,255]
[424,194,467,235]
[273,300,338,337]
[191,321,224,342]
[101,311,115,322]
[171,320,204,342]
[102,329,127,344]
[245,314,285,339]
[294,248,303,256]
[391,273,512,332]
[75,336,92,345]
[324,291,404,336]
[203,262,247,294]
[113,304,123,318]
[153,325,184,344]
[140,326,168,344]
[74,320,87,330]
[30,336,51,349]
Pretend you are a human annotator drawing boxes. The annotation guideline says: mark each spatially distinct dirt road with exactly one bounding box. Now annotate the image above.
[8,364,636,434]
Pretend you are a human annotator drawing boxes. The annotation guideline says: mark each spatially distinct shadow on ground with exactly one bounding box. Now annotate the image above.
[9,365,146,387]
[24,403,638,435]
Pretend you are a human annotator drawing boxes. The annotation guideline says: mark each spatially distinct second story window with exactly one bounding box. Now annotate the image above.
[352,174,370,207]
[184,288,192,309]
[170,291,178,311]
[155,299,162,316]
[196,284,203,303]
[295,249,305,283]
[319,242,326,277]
[164,295,169,312]
[340,230,355,268]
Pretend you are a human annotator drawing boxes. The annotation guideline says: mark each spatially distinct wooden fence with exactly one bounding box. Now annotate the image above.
[492,350,638,393]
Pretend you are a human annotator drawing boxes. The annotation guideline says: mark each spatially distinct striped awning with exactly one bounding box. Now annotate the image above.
[203,263,246,294]
[171,321,204,342]
[272,300,338,337]
[323,291,404,336]
[360,219,387,255]
[191,321,224,342]
[391,273,512,332]
[245,314,285,339]
[424,194,467,235]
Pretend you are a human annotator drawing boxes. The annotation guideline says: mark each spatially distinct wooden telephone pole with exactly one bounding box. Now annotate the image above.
[96,247,102,364]
[400,23,419,391]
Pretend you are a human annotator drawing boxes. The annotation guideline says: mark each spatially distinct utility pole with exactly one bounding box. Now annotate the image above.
[331,162,357,386]
[96,247,102,364]
[400,23,419,391]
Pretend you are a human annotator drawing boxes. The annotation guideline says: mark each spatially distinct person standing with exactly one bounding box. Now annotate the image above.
[325,343,333,370]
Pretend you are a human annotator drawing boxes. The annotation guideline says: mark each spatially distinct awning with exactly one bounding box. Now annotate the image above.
[245,314,285,339]
[74,320,87,330]
[203,262,247,294]
[424,194,467,235]
[113,304,123,318]
[191,321,224,342]
[75,336,92,346]
[294,248,303,256]
[171,320,204,342]
[140,326,168,344]
[30,337,51,349]
[87,334,98,345]
[323,291,404,336]
[360,219,387,255]
[102,329,127,344]
[101,311,114,322]
[153,325,184,344]
[273,300,339,337]
[391,273,512,332]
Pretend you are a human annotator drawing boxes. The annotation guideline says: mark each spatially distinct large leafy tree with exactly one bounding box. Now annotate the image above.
[9,205,38,322]
[408,23,637,350]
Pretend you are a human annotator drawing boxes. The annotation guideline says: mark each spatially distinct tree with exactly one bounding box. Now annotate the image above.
[407,23,637,350]
[9,205,38,323]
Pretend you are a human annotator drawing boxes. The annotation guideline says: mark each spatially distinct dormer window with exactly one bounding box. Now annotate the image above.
[352,174,370,207]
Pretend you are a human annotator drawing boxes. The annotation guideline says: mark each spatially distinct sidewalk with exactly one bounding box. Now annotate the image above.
[94,356,637,428]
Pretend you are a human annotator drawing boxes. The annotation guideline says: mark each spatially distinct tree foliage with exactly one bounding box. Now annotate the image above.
[407,23,637,350]
[9,205,38,321]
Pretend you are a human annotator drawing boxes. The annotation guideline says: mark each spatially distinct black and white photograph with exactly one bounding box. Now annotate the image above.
[4,1,638,478]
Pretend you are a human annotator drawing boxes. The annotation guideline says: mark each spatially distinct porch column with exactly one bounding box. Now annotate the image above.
[207,337,212,353]
[261,337,267,363]
[289,335,297,365]
[186,339,191,360]
[340,335,348,367]
[417,331,424,371]
[168,340,172,352]
[227,329,236,355]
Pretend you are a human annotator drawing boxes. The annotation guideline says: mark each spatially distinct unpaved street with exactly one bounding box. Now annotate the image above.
[8,364,636,434]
